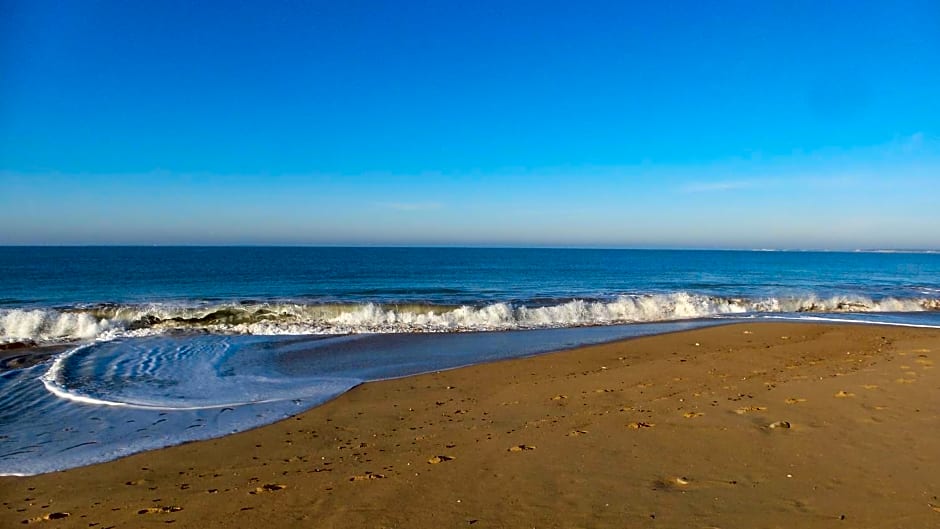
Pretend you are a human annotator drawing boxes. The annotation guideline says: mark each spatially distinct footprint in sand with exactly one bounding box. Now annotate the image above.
[834,391,855,398]
[627,422,655,429]
[138,506,183,515]
[508,444,536,452]
[427,455,455,464]
[550,395,568,401]
[249,484,287,494]
[768,421,791,429]
[651,476,697,492]
[682,411,705,419]
[22,513,70,524]
[734,406,767,414]
[785,398,807,404]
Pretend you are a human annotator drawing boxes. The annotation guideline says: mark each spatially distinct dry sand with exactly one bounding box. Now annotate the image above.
[2,322,939,528]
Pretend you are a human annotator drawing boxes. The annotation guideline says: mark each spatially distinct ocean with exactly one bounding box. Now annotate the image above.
[1,247,938,475]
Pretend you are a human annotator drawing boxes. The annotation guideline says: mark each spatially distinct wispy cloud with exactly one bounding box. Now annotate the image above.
[378,201,443,212]
[673,133,939,195]
[678,180,763,193]
[678,174,871,194]
[899,131,927,153]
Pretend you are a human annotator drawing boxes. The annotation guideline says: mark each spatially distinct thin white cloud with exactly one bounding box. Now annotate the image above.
[673,132,939,195]
[900,131,925,153]
[379,201,443,212]
[678,180,762,193]
[679,174,872,194]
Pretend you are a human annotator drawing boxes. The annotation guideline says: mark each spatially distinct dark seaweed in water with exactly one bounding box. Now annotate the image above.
[128,308,284,329]
[128,315,162,330]
[797,301,872,312]
[0,344,70,371]
[0,340,36,351]
[168,308,284,325]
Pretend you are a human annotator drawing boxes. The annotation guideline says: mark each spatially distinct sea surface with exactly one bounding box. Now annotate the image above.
[1,247,939,475]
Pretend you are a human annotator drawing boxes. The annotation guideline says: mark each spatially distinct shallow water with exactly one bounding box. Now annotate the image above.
[1,320,724,475]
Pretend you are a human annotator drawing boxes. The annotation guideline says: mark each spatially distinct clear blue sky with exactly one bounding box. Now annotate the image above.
[1,0,938,248]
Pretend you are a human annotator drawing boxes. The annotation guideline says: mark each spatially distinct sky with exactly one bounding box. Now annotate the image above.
[1,0,938,249]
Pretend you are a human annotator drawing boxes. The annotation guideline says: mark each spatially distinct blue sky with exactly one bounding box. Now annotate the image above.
[1,0,938,248]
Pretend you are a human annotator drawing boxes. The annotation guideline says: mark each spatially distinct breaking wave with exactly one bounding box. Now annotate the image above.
[2,293,939,345]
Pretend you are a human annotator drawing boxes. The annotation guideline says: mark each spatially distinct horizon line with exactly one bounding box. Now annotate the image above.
[1,244,938,254]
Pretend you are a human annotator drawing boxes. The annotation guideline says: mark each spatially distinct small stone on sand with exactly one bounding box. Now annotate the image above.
[249,483,287,494]
[138,506,183,515]
[22,512,71,524]
[350,473,386,481]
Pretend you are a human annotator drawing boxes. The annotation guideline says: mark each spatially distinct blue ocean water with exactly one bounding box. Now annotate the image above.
[2,247,939,342]
[1,247,938,475]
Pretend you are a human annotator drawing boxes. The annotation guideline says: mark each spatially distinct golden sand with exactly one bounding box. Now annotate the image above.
[2,322,939,528]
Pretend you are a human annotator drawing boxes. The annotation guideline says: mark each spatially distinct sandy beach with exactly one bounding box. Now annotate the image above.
[2,322,939,528]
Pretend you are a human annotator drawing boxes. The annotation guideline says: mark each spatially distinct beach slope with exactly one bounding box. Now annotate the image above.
[2,322,939,528]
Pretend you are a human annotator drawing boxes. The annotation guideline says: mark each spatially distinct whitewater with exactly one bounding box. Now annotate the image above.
[3,293,939,345]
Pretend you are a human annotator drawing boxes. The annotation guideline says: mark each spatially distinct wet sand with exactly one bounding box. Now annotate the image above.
[2,322,939,528]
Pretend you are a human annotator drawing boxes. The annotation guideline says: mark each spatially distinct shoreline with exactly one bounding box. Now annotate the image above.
[2,321,939,528]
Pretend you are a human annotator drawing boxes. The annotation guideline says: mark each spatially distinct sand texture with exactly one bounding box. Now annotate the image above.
[2,322,939,528]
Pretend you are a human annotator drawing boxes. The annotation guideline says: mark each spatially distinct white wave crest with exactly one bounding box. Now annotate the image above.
[0,309,112,343]
[517,294,749,325]
[2,293,938,344]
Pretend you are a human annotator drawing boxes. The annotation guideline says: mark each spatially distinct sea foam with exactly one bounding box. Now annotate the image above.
[1,293,938,345]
